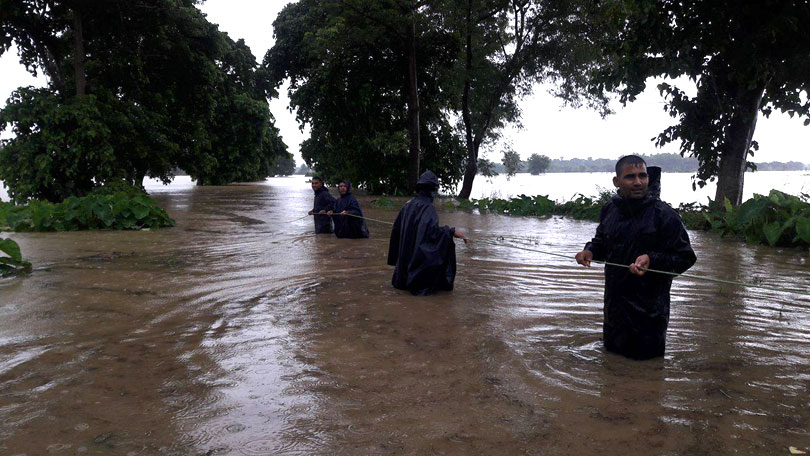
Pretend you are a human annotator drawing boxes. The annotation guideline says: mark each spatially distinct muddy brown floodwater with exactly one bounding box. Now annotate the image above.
[1,177,809,455]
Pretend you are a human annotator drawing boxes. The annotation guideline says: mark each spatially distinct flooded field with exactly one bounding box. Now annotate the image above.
[1,177,809,455]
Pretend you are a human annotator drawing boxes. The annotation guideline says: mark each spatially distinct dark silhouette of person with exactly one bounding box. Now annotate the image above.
[387,170,467,295]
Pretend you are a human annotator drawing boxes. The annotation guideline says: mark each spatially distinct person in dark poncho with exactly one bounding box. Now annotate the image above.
[575,155,696,360]
[308,176,335,234]
[387,170,467,296]
[328,180,369,239]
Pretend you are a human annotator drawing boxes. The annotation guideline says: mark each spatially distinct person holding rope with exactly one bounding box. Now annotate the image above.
[387,170,467,296]
[575,155,696,360]
[308,176,335,234]
[328,179,370,239]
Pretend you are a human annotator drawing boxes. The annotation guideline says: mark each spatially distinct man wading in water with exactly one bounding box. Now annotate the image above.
[387,170,467,296]
[575,155,696,359]
[308,176,335,234]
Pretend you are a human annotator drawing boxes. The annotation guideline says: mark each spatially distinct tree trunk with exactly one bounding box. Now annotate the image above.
[406,14,420,193]
[73,9,87,97]
[714,84,766,206]
[457,0,476,200]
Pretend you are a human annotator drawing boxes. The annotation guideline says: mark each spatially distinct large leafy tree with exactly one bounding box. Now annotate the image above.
[187,36,290,185]
[451,0,607,199]
[264,0,465,194]
[0,0,289,202]
[592,0,810,206]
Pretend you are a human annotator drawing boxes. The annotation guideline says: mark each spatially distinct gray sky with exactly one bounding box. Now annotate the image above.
[2,0,808,165]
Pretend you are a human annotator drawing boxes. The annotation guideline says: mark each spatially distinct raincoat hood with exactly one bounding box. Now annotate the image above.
[417,171,439,188]
[339,179,352,195]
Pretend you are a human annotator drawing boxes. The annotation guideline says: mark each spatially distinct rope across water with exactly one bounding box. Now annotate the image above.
[299,213,808,296]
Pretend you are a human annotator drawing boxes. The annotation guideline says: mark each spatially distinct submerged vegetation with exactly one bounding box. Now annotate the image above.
[0,192,174,232]
[0,238,31,277]
[373,191,612,221]
[467,189,810,248]
[453,192,613,221]
[374,189,810,249]
[0,182,174,277]
[679,190,810,248]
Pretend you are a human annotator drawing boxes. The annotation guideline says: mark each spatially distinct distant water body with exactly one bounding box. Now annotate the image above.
[455,170,810,206]
[1,170,809,205]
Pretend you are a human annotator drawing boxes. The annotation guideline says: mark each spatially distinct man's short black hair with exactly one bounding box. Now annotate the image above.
[311,175,324,183]
[615,155,647,176]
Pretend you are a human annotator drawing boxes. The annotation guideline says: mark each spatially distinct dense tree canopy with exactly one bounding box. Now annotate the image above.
[265,0,604,196]
[0,0,290,203]
[264,0,465,194]
[591,0,810,205]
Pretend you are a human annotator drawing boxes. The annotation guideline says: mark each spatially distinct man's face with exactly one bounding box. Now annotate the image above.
[613,163,649,199]
[311,179,323,191]
[338,182,348,195]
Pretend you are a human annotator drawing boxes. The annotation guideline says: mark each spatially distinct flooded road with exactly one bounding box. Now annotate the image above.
[1,177,809,455]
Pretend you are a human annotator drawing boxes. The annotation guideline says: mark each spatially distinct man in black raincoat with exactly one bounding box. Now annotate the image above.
[387,170,467,295]
[308,176,335,234]
[328,180,369,239]
[575,155,696,360]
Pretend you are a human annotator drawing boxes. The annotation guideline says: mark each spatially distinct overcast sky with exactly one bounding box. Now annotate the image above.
[2,0,808,165]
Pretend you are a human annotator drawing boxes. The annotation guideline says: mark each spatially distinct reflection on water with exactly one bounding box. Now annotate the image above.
[1,176,809,455]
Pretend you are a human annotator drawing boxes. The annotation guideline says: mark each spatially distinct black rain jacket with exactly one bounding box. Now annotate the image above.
[585,193,696,359]
[333,180,369,239]
[312,186,336,234]
[387,190,456,295]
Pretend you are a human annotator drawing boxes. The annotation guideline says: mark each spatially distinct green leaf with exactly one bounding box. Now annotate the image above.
[0,238,22,262]
[723,198,733,213]
[795,217,810,243]
[763,220,785,246]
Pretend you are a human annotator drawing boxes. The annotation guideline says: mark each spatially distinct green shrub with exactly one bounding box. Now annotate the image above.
[0,238,31,277]
[454,188,810,248]
[554,191,614,220]
[0,192,174,232]
[89,180,147,197]
[452,189,613,221]
[678,190,810,247]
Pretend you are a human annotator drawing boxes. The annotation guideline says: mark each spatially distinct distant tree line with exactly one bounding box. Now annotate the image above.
[480,153,807,174]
